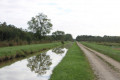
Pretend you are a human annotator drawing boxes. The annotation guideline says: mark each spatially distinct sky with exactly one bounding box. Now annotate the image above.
[0,0,120,38]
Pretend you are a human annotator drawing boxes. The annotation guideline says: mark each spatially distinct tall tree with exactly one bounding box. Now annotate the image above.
[28,13,52,40]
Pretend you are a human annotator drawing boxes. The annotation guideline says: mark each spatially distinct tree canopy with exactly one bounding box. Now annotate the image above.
[52,31,65,41]
[52,31,74,41]
[0,22,33,42]
[28,13,52,39]
[0,13,74,47]
[64,34,73,41]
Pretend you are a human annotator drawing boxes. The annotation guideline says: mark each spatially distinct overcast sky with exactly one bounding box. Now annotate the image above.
[0,0,120,38]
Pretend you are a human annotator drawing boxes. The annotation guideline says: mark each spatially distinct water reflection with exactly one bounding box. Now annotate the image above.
[27,47,66,75]
[27,52,52,75]
[52,47,65,54]
[0,45,70,80]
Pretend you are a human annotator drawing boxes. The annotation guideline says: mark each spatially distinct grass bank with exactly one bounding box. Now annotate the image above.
[96,42,120,47]
[81,42,120,62]
[50,42,95,80]
[0,42,62,62]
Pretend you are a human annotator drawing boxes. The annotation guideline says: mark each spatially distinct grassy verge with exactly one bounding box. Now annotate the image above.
[50,42,95,80]
[96,42,120,47]
[81,42,120,62]
[0,42,62,62]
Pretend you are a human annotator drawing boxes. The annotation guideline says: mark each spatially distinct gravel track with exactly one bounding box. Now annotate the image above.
[77,42,120,80]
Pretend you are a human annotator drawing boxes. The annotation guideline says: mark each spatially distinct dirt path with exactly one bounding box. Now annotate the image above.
[77,42,120,80]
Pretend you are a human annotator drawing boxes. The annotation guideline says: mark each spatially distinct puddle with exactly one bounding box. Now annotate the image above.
[0,47,68,80]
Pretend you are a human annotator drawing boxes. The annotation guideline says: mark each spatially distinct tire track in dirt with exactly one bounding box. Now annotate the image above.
[77,42,120,80]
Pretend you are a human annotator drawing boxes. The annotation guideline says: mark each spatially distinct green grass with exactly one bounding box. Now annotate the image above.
[0,42,62,61]
[95,42,120,48]
[50,42,95,80]
[81,42,120,62]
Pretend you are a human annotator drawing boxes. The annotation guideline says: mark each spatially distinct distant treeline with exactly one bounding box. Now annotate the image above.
[0,22,34,42]
[76,35,120,43]
[0,22,73,47]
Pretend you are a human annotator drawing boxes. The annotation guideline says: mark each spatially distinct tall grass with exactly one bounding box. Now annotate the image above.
[50,42,95,80]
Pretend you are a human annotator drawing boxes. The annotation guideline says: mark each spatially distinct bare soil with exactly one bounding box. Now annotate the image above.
[77,42,120,80]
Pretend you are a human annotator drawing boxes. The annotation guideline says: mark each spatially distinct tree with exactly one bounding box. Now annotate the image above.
[28,13,52,40]
[52,30,65,41]
[64,34,73,41]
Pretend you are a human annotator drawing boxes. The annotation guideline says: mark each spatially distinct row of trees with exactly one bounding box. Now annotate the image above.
[76,35,120,43]
[52,31,73,41]
[0,22,34,42]
[0,13,73,46]
[0,22,73,44]
[27,13,73,42]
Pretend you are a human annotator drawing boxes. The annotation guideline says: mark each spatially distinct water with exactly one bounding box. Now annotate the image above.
[0,46,68,80]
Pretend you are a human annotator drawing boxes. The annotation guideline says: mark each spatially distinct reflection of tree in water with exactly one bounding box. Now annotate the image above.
[52,47,65,54]
[27,52,52,75]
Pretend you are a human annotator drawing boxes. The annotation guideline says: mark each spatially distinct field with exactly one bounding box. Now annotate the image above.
[0,42,62,62]
[50,42,95,80]
[81,42,120,62]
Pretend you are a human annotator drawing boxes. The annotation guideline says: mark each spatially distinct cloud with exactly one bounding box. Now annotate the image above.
[0,0,120,38]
